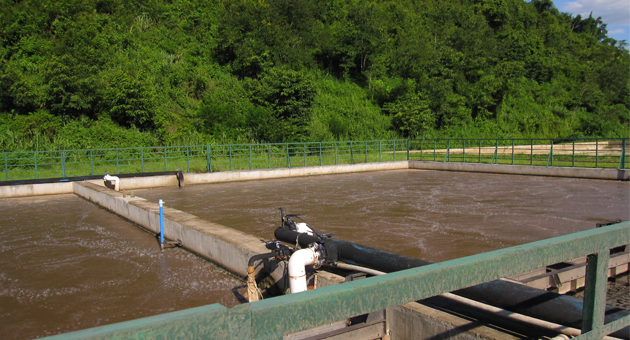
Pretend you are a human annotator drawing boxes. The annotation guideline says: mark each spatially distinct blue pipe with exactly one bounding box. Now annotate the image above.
[159,199,164,249]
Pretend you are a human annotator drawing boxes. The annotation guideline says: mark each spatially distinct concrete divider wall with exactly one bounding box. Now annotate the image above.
[410,161,629,181]
[0,182,74,198]
[185,161,409,185]
[2,160,627,199]
[116,175,179,190]
[72,182,286,288]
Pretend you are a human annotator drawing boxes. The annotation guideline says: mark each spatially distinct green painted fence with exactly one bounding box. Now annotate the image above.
[1,138,628,181]
[43,221,630,340]
[409,138,629,170]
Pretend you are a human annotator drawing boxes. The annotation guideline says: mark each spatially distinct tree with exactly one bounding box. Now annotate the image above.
[248,67,315,142]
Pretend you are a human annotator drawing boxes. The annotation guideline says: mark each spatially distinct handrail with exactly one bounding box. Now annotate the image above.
[42,222,630,339]
[1,138,627,181]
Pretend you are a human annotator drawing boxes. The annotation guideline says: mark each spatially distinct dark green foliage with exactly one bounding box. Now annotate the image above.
[105,71,156,129]
[0,0,628,152]
[248,68,315,142]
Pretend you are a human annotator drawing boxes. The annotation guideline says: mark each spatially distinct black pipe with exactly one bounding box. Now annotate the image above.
[275,228,432,271]
[274,227,629,338]
[248,252,280,268]
[0,171,180,186]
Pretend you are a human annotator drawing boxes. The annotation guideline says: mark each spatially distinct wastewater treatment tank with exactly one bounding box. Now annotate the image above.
[0,194,242,340]
[137,169,630,263]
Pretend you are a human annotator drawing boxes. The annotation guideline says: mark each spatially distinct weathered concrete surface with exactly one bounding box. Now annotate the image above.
[0,182,74,198]
[388,302,524,340]
[314,270,548,340]
[72,182,285,287]
[4,159,627,199]
[84,176,178,190]
[410,161,629,181]
[116,175,179,190]
[185,161,409,185]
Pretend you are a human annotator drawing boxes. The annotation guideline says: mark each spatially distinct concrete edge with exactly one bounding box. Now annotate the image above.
[0,181,74,198]
[410,161,629,181]
[71,181,286,290]
[4,160,626,199]
[185,161,410,185]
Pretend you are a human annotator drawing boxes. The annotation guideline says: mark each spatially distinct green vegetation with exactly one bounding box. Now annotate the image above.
[1,0,628,152]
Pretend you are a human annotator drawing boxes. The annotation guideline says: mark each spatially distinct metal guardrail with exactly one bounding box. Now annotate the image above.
[409,138,628,170]
[1,138,628,181]
[0,140,407,181]
[44,222,630,340]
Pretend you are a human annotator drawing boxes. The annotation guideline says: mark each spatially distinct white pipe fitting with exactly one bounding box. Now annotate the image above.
[295,223,314,236]
[288,247,320,294]
[103,174,120,191]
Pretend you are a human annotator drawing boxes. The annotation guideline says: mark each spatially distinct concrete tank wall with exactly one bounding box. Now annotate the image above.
[3,160,626,199]
[185,161,409,185]
[72,182,286,288]
[409,161,629,181]
[0,182,74,198]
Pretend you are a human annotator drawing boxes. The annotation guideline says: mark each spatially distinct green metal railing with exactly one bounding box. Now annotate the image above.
[44,222,630,340]
[1,138,627,181]
[410,138,628,170]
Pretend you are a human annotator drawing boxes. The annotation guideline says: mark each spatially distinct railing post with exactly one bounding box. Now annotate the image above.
[420,140,423,161]
[619,138,626,170]
[491,140,498,164]
[268,144,271,169]
[91,150,95,175]
[3,153,7,180]
[434,140,437,161]
[303,143,307,167]
[463,139,466,163]
[379,141,382,162]
[211,145,212,172]
[334,142,338,165]
[286,144,290,168]
[547,140,553,167]
[572,140,575,167]
[365,141,368,163]
[581,248,610,334]
[249,145,252,170]
[406,139,410,160]
[393,140,396,161]
[444,139,450,163]
[478,140,481,163]
[163,148,168,171]
[229,145,233,171]
[511,139,514,165]
[530,139,533,165]
[596,138,599,168]
[186,146,190,173]
[61,150,66,177]
[34,152,38,179]
[319,143,322,166]
[350,141,354,164]
[116,149,119,174]
[141,148,145,173]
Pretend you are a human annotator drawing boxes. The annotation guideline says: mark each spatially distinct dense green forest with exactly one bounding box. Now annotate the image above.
[1,0,628,151]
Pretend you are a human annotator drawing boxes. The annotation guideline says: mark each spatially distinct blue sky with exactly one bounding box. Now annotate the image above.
[549,0,630,43]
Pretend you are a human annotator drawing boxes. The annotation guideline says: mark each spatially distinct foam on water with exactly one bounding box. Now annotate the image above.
[0,194,242,340]
[138,169,629,262]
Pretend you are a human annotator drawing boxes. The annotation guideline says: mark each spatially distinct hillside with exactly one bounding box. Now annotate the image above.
[1,0,628,151]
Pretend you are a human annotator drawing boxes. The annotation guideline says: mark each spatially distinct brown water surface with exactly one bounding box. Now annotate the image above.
[0,194,241,340]
[138,170,629,262]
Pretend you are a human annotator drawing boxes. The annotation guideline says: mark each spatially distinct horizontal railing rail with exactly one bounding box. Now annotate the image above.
[44,222,630,340]
[1,138,627,181]
[409,138,628,170]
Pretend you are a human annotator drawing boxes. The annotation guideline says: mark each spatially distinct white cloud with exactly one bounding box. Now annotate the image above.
[607,28,626,35]
[560,0,630,26]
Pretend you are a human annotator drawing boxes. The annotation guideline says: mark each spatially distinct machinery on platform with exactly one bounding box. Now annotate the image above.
[246,209,629,339]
